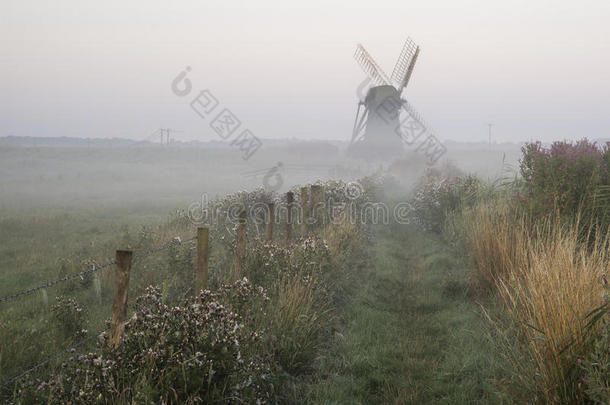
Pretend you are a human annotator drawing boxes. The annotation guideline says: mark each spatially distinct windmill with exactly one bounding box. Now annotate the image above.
[348,38,423,159]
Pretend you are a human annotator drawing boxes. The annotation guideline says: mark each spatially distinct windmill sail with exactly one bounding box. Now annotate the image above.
[391,38,420,91]
[398,98,435,141]
[354,44,391,87]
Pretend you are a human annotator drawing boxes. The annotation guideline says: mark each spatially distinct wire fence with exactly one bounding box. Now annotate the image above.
[0,199,288,392]
[133,236,196,260]
[0,260,116,304]
[1,186,317,396]
[1,325,109,388]
[0,235,202,389]
[0,264,223,390]
[0,237,197,305]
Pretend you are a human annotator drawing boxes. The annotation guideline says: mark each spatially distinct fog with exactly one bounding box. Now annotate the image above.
[2,0,608,229]
[2,3,610,401]
[2,0,610,144]
[0,138,522,219]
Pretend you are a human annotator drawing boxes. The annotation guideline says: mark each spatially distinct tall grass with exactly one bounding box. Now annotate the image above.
[463,203,609,403]
[259,220,362,376]
[458,201,530,292]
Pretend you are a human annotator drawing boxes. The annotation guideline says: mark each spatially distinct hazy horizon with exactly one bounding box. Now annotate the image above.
[2,0,609,144]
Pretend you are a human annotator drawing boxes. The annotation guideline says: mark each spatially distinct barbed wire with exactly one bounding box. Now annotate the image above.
[1,326,109,388]
[0,236,197,305]
[132,236,196,260]
[2,303,147,389]
[0,235,217,390]
[0,260,116,304]
[2,261,225,389]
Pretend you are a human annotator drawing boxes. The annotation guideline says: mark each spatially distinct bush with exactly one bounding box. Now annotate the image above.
[244,236,330,284]
[35,282,275,404]
[51,296,88,341]
[243,235,334,376]
[519,139,609,219]
[409,170,481,233]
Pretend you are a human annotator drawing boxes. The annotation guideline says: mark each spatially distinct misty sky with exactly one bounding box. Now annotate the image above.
[1,0,609,143]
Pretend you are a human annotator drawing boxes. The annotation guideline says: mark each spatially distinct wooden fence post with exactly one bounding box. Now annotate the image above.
[196,227,209,293]
[318,185,326,226]
[235,210,247,273]
[286,191,294,242]
[110,250,132,348]
[300,187,308,235]
[265,202,274,242]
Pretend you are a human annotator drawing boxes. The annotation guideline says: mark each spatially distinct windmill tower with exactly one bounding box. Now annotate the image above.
[349,38,421,159]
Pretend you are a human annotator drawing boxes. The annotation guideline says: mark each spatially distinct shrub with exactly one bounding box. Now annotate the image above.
[242,235,333,376]
[519,139,609,219]
[409,170,481,233]
[242,219,364,379]
[36,282,275,404]
[51,296,88,341]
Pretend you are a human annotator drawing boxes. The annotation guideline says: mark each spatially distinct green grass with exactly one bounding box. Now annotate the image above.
[0,215,510,403]
[0,175,513,402]
[0,209,200,386]
[306,223,507,404]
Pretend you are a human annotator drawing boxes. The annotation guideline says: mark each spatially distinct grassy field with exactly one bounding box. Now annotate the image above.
[0,167,514,403]
[3,141,602,403]
[0,172,375,402]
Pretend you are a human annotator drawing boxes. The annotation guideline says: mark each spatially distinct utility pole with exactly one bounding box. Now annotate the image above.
[161,128,182,145]
[150,128,183,146]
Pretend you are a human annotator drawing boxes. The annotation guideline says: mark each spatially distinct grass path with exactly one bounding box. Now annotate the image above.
[307,224,505,404]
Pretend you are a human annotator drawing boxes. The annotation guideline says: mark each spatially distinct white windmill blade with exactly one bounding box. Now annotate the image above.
[391,38,420,91]
[399,46,420,91]
[354,44,391,87]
